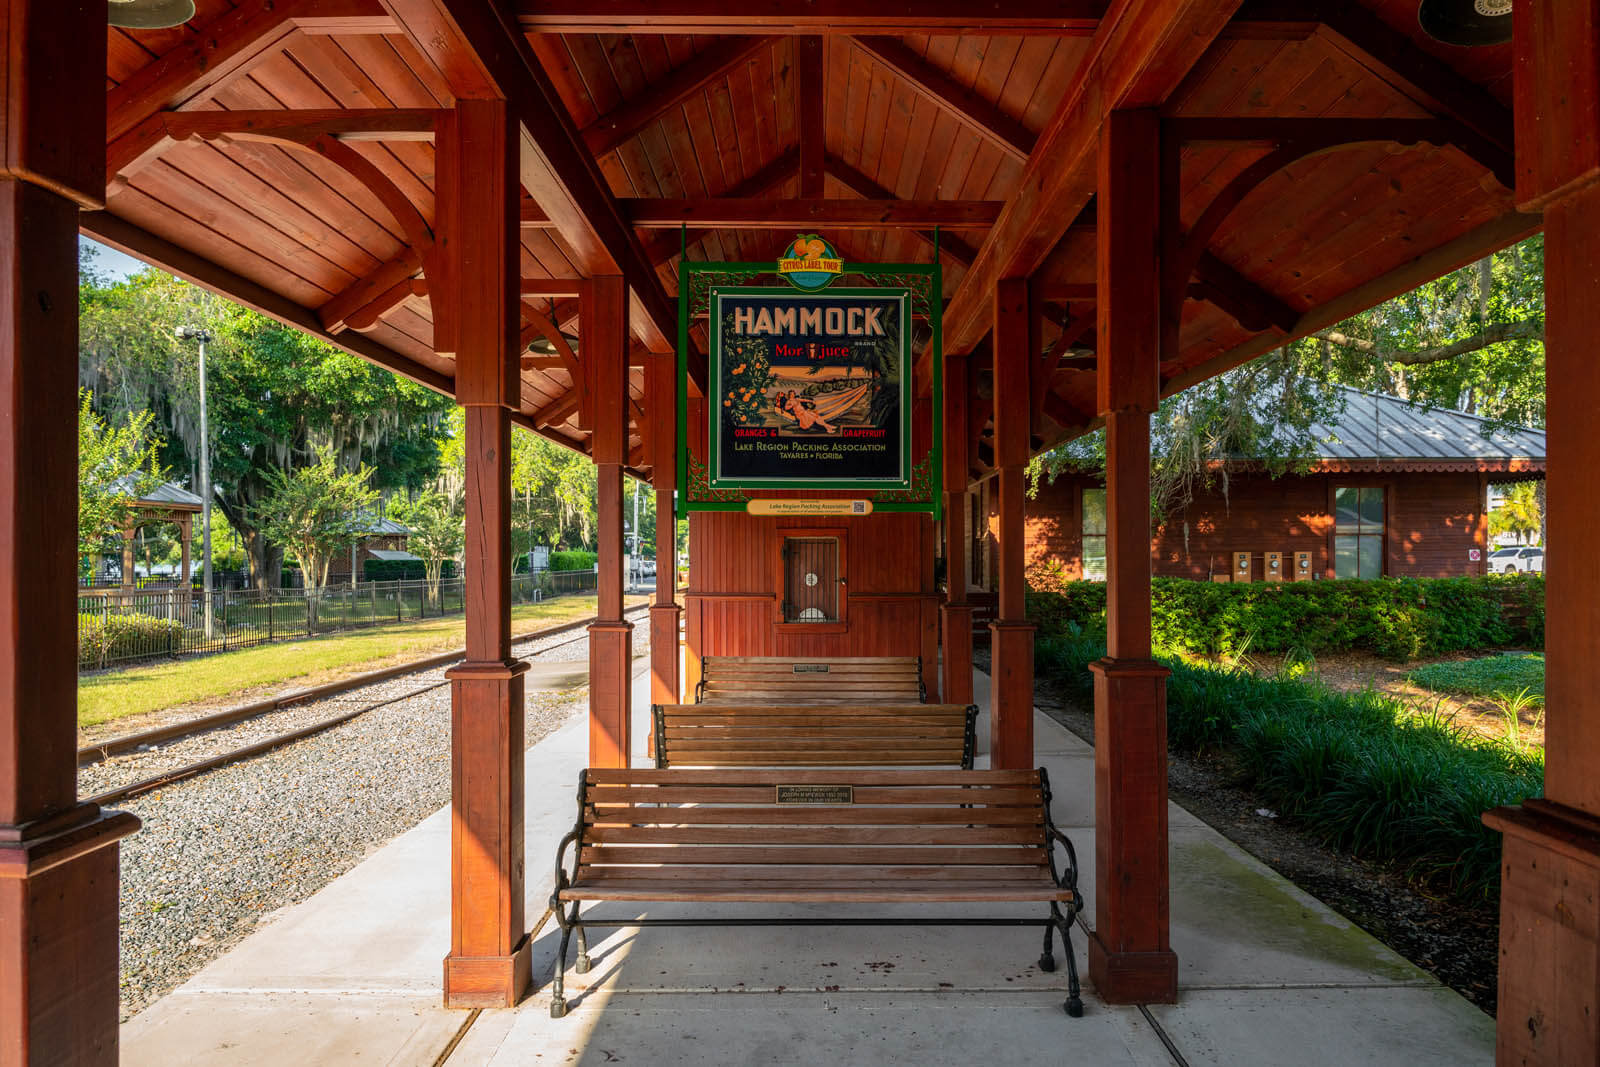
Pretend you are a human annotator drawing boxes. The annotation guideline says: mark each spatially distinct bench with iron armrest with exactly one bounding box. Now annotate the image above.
[652,702,979,768]
[548,767,1083,1019]
[695,655,925,704]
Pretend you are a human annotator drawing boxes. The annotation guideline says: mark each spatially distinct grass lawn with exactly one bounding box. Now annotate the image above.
[78,594,646,730]
[1408,653,1545,706]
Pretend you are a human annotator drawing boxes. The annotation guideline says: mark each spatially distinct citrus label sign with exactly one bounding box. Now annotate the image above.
[777,234,843,291]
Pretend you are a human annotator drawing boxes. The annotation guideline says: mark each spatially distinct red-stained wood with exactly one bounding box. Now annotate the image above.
[941,354,975,706]
[1512,0,1600,208]
[435,97,530,1009]
[587,275,633,766]
[583,36,777,160]
[621,197,1001,229]
[798,36,826,198]
[849,37,1035,163]
[2,11,140,1061]
[1089,106,1176,1006]
[988,279,1033,770]
[514,2,1104,34]
[650,352,681,710]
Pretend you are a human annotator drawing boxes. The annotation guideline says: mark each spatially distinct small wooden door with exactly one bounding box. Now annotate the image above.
[783,537,839,622]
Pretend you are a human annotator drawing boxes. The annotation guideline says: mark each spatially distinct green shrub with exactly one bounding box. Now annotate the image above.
[1033,637,1544,900]
[362,558,456,582]
[1028,574,1542,661]
[549,550,597,572]
[78,611,185,668]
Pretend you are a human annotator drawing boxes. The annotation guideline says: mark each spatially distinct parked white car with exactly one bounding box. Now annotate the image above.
[1489,546,1545,574]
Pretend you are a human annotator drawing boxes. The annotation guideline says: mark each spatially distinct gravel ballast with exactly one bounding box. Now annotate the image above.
[105,608,649,1020]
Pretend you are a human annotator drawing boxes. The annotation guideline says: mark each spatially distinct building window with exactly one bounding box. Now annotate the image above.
[1082,488,1107,582]
[782,536,839,622]
[1334,487,1385,580]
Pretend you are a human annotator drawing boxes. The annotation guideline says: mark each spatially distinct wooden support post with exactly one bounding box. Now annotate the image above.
[436,100,531,1010]
[0,5,141,1062]
[989,279,1034,770]
[1087,108,1178,1006]
[121,526,136,590]
[941,353,974,706]
[181,515,193,585]
[1484,6,1600,1059]
[587,275,633,767]
[649,351,681,712]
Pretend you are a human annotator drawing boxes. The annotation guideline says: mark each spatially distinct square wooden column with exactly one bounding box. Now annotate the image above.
[941,354,974,706]
[1087,108,1178,1005]
[989,281,1035,769]
[0,6,141,1062]
[587,275,633,767]
[435,100,531,1009]
[1484,7,1600,1060]
[648,351,681,710]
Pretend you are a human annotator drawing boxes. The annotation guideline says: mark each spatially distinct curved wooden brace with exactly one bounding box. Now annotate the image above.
[1166,130,1454,321]
[519,301,581,380]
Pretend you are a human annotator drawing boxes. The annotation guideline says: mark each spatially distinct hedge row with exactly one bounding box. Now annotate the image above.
[362,558,456,582]
[78,611,185,669]
[549,550,598,572]
[1026,574,1544,661]
[1034,633,1543,900]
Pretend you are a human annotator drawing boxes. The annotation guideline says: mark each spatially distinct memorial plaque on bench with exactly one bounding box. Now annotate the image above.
[792,664,830,674]
[775,784,854,804]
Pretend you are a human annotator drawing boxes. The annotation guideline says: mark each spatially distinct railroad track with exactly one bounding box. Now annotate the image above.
[82,605,648,807]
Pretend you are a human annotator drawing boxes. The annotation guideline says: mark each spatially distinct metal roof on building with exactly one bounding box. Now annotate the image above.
[357,514,411,536]
[367,549,420,562]
[1308,388,1545,472]
[110,476,204,509]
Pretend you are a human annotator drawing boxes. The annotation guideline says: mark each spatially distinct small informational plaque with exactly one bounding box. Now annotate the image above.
[746,499,873,517]
[792,664,830,674]
[776,784,854,805]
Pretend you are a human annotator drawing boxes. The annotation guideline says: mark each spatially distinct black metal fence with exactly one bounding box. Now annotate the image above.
[77,569,599,670]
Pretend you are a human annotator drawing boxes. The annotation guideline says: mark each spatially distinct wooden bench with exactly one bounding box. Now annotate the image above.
[696,655,925,705]
[652,702,979,768]
[548,767,1083,1019]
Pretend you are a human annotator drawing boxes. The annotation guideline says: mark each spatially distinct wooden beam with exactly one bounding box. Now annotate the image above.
[379,0,689,370]
[823,155,979,265]
[515,1,1105,34]
[1163,211,1542,395]
[849,37,1035,163]
[798,37,826,197]
[935,0,1244,362]
[581,35,778,159]
[106,0,397,146]
[1191,251,1298,335]
[319,250,424,334]
[621,197,1002,229]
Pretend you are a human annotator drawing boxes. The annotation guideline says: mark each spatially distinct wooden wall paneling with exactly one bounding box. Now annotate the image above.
[586,275,633,768]
[435,99,532,1010]
[1089,107,1177,1008]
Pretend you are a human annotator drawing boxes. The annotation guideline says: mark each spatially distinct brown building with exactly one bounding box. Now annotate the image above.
[996,389,1546,587]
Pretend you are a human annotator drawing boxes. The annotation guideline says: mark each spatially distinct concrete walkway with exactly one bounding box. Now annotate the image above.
[121,667,1494,1066]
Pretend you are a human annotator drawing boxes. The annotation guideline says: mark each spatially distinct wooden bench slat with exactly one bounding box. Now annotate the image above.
[573,863,1062,882]
[560,886,1074,904]
[703,656,922,665]
[589,786,1041,806]
[584,825,1046,846]
[664,727,968,740]
[578,845,1050,867]
[586,806,1046,826]
[586,769,1023,787]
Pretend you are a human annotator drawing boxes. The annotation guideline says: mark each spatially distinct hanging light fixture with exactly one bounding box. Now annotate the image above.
[108,0,196,29]
[1417,0,1512,46]
[527,332,580,357]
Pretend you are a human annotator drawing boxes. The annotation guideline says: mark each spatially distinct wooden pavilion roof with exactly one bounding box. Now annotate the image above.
[86,0,1538,481]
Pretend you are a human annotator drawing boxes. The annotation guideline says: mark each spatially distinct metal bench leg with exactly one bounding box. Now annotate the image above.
[1038,920,1057,973]
[1051,902,1084,1018]
[574,917,593,974]
[550,902,580,1019]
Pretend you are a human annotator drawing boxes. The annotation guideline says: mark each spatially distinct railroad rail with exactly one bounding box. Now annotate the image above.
[81,605,649,807]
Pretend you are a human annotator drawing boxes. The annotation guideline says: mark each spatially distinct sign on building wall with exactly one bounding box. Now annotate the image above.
[708,287,911,492]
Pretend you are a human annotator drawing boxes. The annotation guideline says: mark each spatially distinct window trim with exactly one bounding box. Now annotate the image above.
[1080,486,1108,582]
[1327,482,1390,580]
[771,526,849,633]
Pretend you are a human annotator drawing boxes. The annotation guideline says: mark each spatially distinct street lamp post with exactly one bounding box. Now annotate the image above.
[176,325,215,639]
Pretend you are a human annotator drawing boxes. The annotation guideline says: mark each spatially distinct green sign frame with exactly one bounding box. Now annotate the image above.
[677,254,942,518]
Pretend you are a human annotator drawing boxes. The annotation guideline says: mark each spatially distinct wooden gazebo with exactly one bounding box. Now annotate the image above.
[0,2,1591,1063]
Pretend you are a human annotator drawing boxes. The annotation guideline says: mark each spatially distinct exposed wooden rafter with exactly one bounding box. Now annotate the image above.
[823,155,979,266]
[513,1,1105,35]
[797,37,827,198]
[580,35,779,159]
[621,197,1002,229]
[848,37,1036,163]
